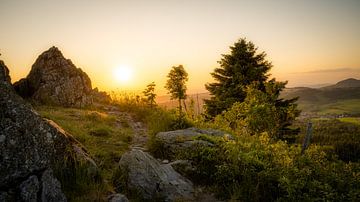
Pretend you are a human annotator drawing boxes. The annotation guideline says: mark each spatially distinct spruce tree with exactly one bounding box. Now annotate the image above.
[205,38,300,138]
[205,38,272,118]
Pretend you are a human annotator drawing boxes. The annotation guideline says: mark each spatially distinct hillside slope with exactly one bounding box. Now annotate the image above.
[281,78,360,114]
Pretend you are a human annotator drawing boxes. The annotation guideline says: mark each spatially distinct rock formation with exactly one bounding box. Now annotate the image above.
[0,60,96,201]
[92,87,112,104]
[13,46,93,107]
[108,193,129,202]
[155,127,231,159]
[118,149,194,201]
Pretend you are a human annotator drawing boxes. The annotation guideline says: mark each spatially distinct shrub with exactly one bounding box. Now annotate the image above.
[295,119,360,162]
[182,133,360,201]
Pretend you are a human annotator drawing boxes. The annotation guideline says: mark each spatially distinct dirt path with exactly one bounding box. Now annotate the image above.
[105,106,148,150]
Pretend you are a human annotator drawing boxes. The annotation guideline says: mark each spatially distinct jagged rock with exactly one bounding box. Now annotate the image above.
[13,46,93,107]
[92,87,112,104]
[118,149,194,201]
[0,60,97,201]
[108,193,129,202]
[155,127,231,159]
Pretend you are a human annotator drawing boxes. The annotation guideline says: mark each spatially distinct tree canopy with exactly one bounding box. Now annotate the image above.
[204,38,272,118]
[165,65,188,113]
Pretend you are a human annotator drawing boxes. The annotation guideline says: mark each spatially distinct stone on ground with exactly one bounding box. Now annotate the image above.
[118,149,194,201]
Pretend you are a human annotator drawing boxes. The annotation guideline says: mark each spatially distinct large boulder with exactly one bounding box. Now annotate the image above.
[0,60,96,201]
[13,46,93,107]
[118,149,194,201]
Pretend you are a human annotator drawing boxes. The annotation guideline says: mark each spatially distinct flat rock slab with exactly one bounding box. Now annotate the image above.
[155,127,231,159]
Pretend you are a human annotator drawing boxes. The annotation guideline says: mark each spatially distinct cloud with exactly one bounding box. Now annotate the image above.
[295,67,360,74]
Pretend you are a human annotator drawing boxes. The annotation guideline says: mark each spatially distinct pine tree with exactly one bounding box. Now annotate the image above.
[205,38,300,138]
[142,82,157,108]
[205,38,272,118]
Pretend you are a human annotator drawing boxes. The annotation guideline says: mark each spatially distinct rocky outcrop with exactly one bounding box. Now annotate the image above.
[155,127,231,159]
[118,149,194,201]
[108,193,129,202]
[92,87,112,104]
[0,60,96,201]
[13,46,93,107]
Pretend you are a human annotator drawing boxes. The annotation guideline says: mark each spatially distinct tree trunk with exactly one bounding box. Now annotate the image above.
[183,99,188,114]
[178,98,182,116]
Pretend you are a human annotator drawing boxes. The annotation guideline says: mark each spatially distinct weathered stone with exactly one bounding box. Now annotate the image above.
[108,193,129,202]
[13,46,93,107]
[41,169,67,202]
[155,127,231,159]
[19,175,39,202]
[92,87,112,104]
[0,60,97,201]
[0,60,11,84]
[118,149,194,201]
[169,160,195,177]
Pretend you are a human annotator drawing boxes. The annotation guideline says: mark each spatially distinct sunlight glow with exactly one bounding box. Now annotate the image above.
[114,65,133,83]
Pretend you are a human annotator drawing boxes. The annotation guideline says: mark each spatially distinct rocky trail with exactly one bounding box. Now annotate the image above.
[103,106,222,202]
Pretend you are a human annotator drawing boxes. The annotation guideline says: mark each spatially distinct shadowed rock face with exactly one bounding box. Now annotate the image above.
[0,60,96,201]
[13,46,93,107]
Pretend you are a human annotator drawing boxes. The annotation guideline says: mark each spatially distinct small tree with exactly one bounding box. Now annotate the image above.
[165,65,188,116]
[143,82,157,108]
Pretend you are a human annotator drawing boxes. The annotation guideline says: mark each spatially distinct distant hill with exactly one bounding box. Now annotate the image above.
[158,78,360,115]
[157,92,210,115]
[323,78,360,89]
[281,78,360,114]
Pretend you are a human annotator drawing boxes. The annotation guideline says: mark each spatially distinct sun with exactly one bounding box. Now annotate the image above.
[114,65,133,83]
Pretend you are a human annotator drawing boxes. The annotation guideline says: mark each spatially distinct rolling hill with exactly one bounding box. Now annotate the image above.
[158,78,360,115]
[281,78,360,114]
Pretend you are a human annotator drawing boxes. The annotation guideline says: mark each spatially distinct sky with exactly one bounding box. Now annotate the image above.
[0,0,359,94]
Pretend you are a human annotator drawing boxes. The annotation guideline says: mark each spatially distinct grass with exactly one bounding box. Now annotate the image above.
[35,105,134,201]
[338,117,360,125]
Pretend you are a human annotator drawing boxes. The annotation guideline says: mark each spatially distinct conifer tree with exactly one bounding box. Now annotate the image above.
[205,38,272,118]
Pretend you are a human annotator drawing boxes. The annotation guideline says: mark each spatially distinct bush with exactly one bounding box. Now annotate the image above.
[295,119,360,162]
[182,133,360,201]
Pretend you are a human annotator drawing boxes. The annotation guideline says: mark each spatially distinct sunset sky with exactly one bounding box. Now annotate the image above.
[1,0,359,94]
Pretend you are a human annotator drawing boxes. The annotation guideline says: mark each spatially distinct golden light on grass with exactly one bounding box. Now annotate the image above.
[114,65,133,83]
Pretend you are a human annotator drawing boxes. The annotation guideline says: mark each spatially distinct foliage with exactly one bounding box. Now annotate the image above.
[165,65,189,115]
[295,119,360,162]
[214,81,300,140]
[142,81,157,108]
[204,38,272,118]
[54,155,105,201]
[181,133,360,201]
